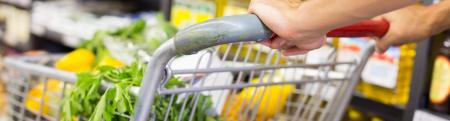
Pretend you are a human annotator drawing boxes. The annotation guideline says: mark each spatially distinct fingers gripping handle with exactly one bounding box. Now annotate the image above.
[174,14,389,55]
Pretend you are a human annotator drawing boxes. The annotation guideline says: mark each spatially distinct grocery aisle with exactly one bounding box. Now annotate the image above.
[0,0,448,121]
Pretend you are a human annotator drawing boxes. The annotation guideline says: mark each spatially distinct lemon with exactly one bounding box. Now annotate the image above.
[25,79,64,116]
[96,55,124,68]
[221,95,245,120]
[238,75,294,119]
[55,48,95,73]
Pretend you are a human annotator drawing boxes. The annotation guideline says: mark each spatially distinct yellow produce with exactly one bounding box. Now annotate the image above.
[0,81,5,113]
[429,56,450,104]
[25,79,64,116]
[218,44,287,65]
[55,49,95,73]
[238,75,294,120]
[97,55,125,68]
[221,95,245,120]
[348,107,364,121]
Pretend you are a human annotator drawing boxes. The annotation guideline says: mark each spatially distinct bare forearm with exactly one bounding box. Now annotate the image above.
[296,0,417,30]
[429,0,450,35]
[372,1,450,52]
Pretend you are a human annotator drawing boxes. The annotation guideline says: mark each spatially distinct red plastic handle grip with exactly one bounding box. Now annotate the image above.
[326,19,389,38]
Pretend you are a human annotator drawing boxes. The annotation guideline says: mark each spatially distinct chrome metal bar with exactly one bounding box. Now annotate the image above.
[55,81,68,120]
[132,39,177,121]
[159,78,347,95]
[243,50,275,120]
[237,44,263,121]
[171,62,354,74]
[18,73,31,121]
[163,95,175,121]
[305,63,334,121]
[187,93,200,121]
[36,77,48,121]
[195,51,216,118]
[329,43,375,121]
[177,51,205,121]
[249,51,280,121]
[3,57,77,83]
[319,60,355,121]
[223,43,254,121]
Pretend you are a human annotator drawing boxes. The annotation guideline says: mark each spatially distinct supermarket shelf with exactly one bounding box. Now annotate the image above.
[350,94,404,121]
[161,0,173,21]
[0,0,31,10]
[402,38,433,121]
[31,25,81,48]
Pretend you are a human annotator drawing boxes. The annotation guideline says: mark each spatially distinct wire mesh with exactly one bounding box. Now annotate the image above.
[3,41,362,121]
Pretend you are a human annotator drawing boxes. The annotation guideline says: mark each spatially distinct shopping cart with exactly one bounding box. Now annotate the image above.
[3,14,388,121]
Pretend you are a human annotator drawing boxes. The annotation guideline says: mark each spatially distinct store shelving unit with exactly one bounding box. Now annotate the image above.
[161,0,172,21]
[0,0,31,10]
[351,37,436,121]
[349,0,450,121]
[0,0,165,50]
[350,94,404,121]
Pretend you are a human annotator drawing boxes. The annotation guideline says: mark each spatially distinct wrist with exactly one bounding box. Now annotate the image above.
[427,1,450,35]
[440,1,450,30]
[294,2,336,32]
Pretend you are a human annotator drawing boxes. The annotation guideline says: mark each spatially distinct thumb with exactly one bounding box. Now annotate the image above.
[374,32,396,53]
[374,38,389,53]
[248,1,287,34]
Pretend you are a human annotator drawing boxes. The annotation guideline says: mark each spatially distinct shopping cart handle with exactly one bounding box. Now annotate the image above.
[327,19,389,38]
[173,14,389,54]
[173,14,273,54]
[134,14,388,121]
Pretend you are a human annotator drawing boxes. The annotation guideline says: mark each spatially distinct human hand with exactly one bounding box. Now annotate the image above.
[374,4,441,53]
[248,0,330,55]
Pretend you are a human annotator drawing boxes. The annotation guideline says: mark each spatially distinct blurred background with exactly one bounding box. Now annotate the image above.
[0,0,448,121]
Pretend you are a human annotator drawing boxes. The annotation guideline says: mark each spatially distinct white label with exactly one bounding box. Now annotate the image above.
[337,38,400,89]
[362,58,398,89]
[413,110,449,121]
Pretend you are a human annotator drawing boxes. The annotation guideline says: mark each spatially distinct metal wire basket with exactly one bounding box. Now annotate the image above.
[3,14,379,121]
[3,41,374,121]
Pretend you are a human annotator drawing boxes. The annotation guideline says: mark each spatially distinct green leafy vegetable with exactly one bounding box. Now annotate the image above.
[62,63,222,121]
[61,63,143,121]
[61,13,219,121]
[78,15,178,66]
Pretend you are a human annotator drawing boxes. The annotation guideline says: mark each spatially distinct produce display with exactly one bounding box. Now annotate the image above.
[25,79,64,117]
[23,15,221,121]
[61,63,222,121]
